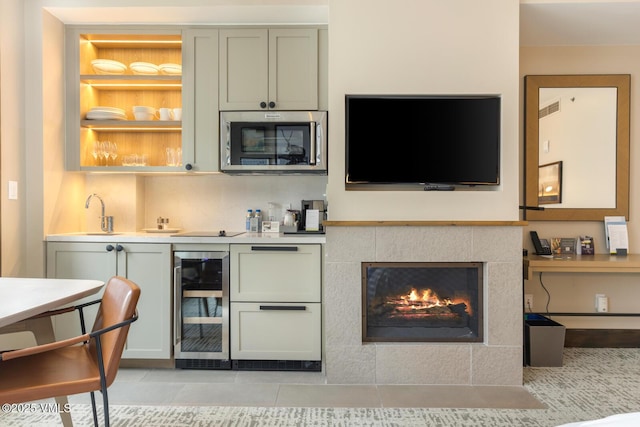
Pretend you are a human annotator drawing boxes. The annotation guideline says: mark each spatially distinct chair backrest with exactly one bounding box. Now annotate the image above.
[89,276,140,385]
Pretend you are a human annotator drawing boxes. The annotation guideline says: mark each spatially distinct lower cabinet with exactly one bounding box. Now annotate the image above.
[46,242,172,359]
[230,243,322,363]
[230,302,321,360]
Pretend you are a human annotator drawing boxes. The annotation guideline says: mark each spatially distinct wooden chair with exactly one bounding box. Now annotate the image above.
[0,276,140,427]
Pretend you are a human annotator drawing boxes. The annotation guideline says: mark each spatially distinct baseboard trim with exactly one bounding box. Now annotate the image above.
[120,359,174,369]
[565,329,640,347]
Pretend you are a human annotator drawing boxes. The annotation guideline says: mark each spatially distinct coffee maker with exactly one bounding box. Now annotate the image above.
[301,200,326,232]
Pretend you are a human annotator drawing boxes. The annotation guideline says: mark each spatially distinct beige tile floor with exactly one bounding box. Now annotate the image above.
[67,368,545,409]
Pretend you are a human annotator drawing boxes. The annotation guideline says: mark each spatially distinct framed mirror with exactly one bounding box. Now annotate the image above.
[524,74,630,221]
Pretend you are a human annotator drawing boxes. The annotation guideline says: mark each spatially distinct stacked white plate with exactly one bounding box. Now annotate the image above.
[86,106,127,120]
[91,59,127,75]
[159,63,182,75]
[130,62,160,75]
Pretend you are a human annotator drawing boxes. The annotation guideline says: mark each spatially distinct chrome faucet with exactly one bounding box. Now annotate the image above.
[85,193,114,233]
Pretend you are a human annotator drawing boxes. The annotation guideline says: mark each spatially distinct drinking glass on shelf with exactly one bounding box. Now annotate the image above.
[166,147,182,166]
[134,154,147,166]
[108,141,118,166]
[100,141,109,166]
[91,141,101,166]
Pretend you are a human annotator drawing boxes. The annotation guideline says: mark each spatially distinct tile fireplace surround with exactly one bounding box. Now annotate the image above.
[323,223,523,385]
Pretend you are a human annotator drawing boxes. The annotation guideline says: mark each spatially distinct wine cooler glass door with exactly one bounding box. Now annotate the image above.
[174,251,230,366]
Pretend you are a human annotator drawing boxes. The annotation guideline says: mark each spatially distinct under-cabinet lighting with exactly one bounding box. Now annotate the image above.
[86,40,182,45]
[87,83,182,89]
[88,126,182,131]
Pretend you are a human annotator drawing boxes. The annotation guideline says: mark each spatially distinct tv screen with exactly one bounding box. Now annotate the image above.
[345,95,501,189]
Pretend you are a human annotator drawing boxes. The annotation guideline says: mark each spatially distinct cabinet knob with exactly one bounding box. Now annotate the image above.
[185,163,193,171]
[259,102,267,109]
[106,244,114,252]
[269,101,276,109]
[116,244,124,252]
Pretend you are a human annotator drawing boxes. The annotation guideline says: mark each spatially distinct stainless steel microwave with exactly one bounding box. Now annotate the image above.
[220,111,327,173]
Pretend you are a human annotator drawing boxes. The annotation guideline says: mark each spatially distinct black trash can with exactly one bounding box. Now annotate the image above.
[524,314,566,367]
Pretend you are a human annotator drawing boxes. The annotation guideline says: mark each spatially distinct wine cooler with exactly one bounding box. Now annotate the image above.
[174,250,230,369]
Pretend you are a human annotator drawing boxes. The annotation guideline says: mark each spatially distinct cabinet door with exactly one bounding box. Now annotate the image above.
[117,243,172,359]
[219,29,269,110]
[219,28,319,111]
[230,302,321,360]
[268,29,318,110]
[230,244,321,302]
[46,242,172,359]
[182,29,219,172]
[46,242,118,340]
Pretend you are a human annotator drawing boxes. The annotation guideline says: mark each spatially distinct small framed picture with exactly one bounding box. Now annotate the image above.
[538,161,563,205]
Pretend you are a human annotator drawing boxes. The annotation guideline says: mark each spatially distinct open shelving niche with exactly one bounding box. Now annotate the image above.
[78,33,183,170]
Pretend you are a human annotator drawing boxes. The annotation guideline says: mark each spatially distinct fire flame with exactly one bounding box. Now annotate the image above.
[399,287,472,315]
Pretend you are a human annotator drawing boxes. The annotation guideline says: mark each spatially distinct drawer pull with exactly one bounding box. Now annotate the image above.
[259,305,306,311]
[251,246,298,252]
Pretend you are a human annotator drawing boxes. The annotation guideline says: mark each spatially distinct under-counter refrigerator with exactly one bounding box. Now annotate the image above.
[174,250,230,369]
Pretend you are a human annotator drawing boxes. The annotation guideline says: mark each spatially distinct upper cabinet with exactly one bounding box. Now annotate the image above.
[66,28,185,171]
[64,25,325,173]
[219,28,319,111]
[66,27,220,172]
[181,29,219,172]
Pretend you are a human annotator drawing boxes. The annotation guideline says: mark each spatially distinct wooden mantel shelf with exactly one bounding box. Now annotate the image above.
[323,221,527,227]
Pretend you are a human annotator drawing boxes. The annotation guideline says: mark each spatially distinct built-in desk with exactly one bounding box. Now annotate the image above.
[524,254,640,280]
[524,254,640,318]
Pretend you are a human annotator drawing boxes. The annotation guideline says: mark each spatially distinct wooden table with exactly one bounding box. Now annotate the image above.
[0,277,104,427]
[0,277,104,328]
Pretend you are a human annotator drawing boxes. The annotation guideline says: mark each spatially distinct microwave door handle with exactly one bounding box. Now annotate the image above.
[309,121,317,165]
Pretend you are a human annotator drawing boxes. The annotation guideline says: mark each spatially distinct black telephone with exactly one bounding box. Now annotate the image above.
[530,231,552,255]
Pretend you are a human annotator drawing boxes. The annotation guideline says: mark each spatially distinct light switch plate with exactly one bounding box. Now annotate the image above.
[8,181,18,200]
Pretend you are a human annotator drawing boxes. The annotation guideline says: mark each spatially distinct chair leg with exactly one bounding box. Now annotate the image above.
[55,396,73,427]
[102,388,110,427]
[90,391,98,426]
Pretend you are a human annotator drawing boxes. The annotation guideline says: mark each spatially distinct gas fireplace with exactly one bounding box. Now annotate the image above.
[362,262,483,342]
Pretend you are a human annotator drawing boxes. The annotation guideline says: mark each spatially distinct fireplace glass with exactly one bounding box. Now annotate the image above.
[362,262,483,342]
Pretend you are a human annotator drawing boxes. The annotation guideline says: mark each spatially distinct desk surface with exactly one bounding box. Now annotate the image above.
[0,278,104,328]
[524,254,640,279]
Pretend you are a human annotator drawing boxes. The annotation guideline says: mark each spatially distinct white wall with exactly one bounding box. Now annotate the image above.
[0,0,28,276]
[326,0,520,221]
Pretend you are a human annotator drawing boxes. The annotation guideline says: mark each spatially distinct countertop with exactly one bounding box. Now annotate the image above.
[46,231,326,245]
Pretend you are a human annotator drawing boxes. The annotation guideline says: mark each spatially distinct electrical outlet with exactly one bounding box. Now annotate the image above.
[524,294,534,310]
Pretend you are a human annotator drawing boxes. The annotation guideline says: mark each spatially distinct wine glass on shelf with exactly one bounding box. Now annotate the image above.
[102,141,111,166]
[108,141,118,166]
[91,141,101,166]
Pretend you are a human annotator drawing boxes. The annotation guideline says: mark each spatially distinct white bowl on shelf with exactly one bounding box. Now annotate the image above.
[91,59,127,75]
[132,106,156,121]
[132,105,155,112]
[133,112,155,121]
[158,63,182,75]
[129,62,159,75]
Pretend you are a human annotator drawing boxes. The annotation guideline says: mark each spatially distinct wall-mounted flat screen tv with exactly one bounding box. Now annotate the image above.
[345,95,501,190]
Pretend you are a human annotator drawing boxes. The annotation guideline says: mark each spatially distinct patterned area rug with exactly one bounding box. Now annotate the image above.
[2,348,640,427]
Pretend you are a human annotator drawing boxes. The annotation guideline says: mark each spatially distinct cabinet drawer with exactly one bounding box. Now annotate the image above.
[230,302,321,360]
[230,244,321,302]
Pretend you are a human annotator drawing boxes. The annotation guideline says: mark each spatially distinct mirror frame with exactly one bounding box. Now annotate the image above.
[524,74,630,221]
